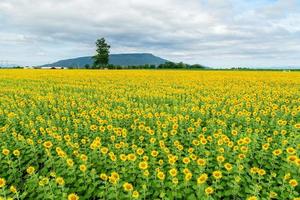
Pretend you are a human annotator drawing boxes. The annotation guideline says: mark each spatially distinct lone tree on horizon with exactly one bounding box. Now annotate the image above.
[93,38,110,68]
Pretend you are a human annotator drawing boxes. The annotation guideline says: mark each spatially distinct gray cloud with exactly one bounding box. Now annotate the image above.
[0,0,300,67]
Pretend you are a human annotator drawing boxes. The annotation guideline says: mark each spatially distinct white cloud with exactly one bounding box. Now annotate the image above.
[0,0,299,67]
[0,33,28,44]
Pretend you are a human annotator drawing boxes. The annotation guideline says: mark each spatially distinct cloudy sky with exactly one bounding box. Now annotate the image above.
[0,0,300,67]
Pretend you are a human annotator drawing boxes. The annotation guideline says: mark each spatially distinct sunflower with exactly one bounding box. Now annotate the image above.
[169,168,177,177]
[200,138,207,145]
[197,158,206,166]
[13,149,20,157]
[182,157,190,164]
[143,155,149,162]
[136,148,144,155]
[250,167,258,174]
[40,177,49,186]
[110,154,117,161]
[120,154,127,161]
[197,173,208,184]
[287,155,297,162]
[183,168,190,174]
[185,173,192,181]
[151,150,158,157]
[218,148,225,153]
[192,140,200,146]
[224,163,233,171]
[132,191,139,198]
[190,154,197,161]
[50,171,56,177]
[2,149,10,156]
[79,164,87,172]
[0,178,6,188]
[10,185,17,193]
[89,124,97,131]
[26,166,35,175]
[286,147,296,154]
[168,157,177,165]
[240,146,248,153]
[157,171,165,180]
[43,141,53,148]
[187,127,194,133]
[238,154,246,160]
[139,161,148,170]
[258,169,266,176]
[100,173,108,181]
[68,193,79,200]
[55,177,65,186]
[269,191,277,198]
[231,130,238,136]
[205,186,214,195]
[100,147,109,154]
[143,170,150,177]
[212,170,222,180]
[80,154,88,162]
[128,153,137,161]
[289,179,298,187]
[262,144,269,151]
[272,149,282,156]
[123,182,133,191]
[284,173,291,180]
[109,172,120,184]
[172,177,179,185]
[66,159,74,167]
[217,155,225,163]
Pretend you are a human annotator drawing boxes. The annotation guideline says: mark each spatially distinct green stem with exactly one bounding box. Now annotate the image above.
[2,187,6,200]
[48,182,55,200]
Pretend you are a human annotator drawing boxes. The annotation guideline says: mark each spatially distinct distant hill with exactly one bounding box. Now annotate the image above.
[42,53,169,68]
[0,64,18,68]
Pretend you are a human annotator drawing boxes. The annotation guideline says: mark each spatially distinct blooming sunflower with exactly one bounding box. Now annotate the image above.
[139,161,148,170]
[205,186,214,195]
[123,182,133,192]
[197,173,208,184]
[68,193,79,200]
[289,179,298,187]
[157,171,165,180]
[212,170,222,180]
[0,178,6,188]
[26,166,35,175]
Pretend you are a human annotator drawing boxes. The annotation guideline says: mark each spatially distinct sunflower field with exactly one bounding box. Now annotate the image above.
[0,70,299,200]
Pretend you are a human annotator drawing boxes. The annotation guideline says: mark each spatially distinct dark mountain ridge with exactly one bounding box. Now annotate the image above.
[42,53,168,68]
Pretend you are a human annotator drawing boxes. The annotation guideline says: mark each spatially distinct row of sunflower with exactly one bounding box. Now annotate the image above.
[0,70,299,199]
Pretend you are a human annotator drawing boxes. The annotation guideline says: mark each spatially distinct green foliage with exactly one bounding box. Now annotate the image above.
[158,62,206,69]
[92,38,110,68]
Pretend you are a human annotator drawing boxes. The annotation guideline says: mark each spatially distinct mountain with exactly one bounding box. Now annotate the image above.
[42,53,169,68]
[0,64,18,68]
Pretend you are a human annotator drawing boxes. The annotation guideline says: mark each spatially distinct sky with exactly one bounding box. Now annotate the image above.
[0,0,300,68]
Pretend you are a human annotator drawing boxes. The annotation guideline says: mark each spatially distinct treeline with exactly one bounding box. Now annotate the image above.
[157,62,206,69]
[0,66,23,69]
[83,62,207,69]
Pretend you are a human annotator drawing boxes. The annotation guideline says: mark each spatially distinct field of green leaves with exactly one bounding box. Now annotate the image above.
[0,70,299,200]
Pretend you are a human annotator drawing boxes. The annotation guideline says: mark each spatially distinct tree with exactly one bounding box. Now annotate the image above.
[84,64,90,69]
[93,38,110,68]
